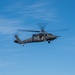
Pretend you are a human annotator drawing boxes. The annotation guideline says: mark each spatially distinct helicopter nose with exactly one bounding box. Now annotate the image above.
[54,36,60,39]
[53,36,60,39]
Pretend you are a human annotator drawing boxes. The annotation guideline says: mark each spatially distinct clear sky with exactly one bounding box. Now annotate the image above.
[0,0,75,75]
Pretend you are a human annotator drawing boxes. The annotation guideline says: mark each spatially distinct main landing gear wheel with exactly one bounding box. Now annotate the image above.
[48,41,50,43]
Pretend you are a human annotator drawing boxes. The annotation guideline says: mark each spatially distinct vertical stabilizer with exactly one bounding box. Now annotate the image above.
[14,35,22,44]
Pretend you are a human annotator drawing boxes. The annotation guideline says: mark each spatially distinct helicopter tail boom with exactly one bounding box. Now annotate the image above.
[14,35,22,44]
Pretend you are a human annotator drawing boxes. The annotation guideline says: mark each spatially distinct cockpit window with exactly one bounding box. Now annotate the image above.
[49,34,53,35]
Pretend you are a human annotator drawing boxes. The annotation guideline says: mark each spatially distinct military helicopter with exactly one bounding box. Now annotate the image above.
[14,23,60,45]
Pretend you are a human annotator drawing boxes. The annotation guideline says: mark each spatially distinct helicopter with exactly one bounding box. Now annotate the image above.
[14,23,60,45]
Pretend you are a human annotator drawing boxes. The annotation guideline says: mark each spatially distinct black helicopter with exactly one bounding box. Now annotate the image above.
[14,23,60,45]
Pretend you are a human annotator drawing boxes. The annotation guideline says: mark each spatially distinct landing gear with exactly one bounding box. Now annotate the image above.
[48,41,50,43]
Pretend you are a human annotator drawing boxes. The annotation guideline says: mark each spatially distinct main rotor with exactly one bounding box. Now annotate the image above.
[17,23,68,34]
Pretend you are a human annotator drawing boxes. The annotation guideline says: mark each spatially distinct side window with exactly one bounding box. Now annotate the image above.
[39,35,42,39]
[46,34,47,36]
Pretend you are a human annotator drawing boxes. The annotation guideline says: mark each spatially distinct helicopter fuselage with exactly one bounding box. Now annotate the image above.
[14,33,58,45]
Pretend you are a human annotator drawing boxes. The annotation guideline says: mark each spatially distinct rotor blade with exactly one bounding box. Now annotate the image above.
[18,29,40,32]
[47,28,69,32]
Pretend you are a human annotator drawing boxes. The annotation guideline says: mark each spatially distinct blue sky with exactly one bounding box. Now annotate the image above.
[0,0,75,75]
